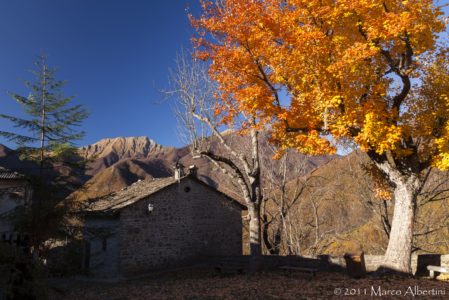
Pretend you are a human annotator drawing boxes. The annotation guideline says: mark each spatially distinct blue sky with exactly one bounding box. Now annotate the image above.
[1,1,448,151]
[0,0,201,149]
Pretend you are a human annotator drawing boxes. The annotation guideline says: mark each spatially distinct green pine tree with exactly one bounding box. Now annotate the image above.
[0,55,89,268]
[0,54,89,173]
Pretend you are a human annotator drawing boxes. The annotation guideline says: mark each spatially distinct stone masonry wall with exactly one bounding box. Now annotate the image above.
[118,177,243,275]
[0,179,31,239]
[316,254,449,275]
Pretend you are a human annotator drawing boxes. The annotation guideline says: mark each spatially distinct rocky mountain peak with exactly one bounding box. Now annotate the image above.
[80,136,162,160]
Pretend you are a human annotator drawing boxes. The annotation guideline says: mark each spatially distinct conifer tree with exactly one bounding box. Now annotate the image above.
[0,55,89,256]
[0,54,88,173]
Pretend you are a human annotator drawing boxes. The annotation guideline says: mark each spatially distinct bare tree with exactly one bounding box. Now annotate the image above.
[260,146,311,255]
[259,139,345,256]
[305,183,339,256]
[169,52,264,268]
[413,170,449,253]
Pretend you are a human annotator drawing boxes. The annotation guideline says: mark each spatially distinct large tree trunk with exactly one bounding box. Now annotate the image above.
[248,202,262,272]
[380,175,420,274]
[248,202,262,256]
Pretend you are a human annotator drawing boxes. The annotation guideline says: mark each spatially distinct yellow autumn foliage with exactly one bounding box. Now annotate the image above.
[192,0,448,169]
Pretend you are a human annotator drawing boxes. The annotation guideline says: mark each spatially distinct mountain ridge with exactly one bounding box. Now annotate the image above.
[67,134,335,201]
[80,136,169,160]
[79,136,177,176]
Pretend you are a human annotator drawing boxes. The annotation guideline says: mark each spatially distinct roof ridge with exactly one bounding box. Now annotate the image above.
[81,174,245,214]
[83,176,178,213]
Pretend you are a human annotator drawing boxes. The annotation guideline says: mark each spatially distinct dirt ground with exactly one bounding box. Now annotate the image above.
[48,268,449,300]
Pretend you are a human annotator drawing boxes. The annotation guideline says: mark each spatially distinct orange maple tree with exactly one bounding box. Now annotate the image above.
[191,0,448,273]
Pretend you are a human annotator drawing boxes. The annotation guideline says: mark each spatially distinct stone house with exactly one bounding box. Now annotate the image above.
[82,169,245,277]
[0,166,32,243]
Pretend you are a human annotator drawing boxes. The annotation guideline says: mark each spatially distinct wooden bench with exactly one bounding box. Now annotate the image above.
[279,266,318,278]
[427,265,449,279]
